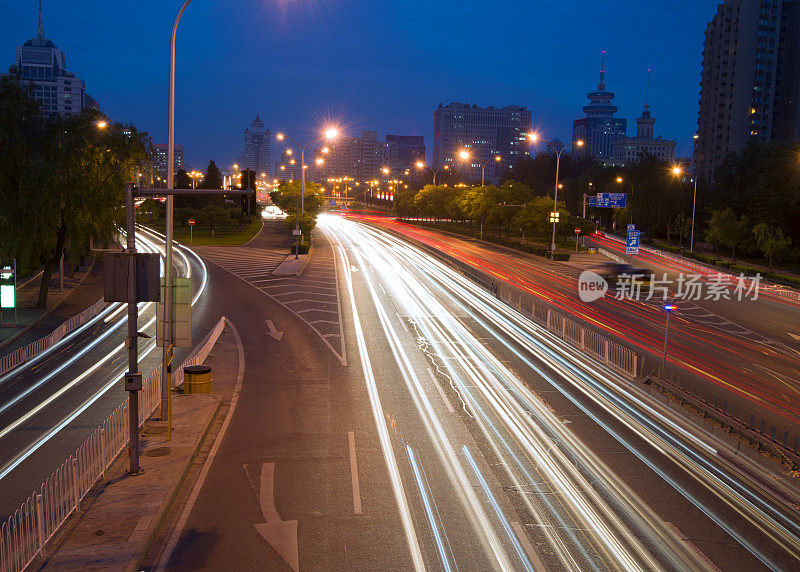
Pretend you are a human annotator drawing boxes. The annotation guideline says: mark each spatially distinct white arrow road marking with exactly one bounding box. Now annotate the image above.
[265,319,284,341]
[253,462,299,572]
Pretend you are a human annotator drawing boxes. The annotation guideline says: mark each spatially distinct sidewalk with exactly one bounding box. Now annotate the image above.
[0,256,104,358]
[32,325,241,572]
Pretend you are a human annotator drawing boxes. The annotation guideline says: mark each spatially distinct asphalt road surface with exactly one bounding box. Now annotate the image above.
[151,216,800,571]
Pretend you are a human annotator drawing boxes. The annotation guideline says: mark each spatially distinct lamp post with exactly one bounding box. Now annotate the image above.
[671,165,699,252]
[529,134,584,255]
[276,129,338,255]
[457,150,501,186]
[415,161,449,186]
[163,0,193,423]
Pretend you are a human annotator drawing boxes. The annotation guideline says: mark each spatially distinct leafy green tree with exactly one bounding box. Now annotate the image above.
[705,207,750,261]
[511,196,553,243]
[198,204,232,236]
[174,168,191,189]
[753,223,792,272]
[269,180,325,240]
[201,159,223,189]
[457,185,499,239]
[394,189,419,218]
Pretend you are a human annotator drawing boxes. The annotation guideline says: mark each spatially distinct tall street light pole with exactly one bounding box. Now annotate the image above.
[458,150,502,186]
[163,0,193,423]
[528,133,584,255]
[671,164,699,252]
[276,129,338,253]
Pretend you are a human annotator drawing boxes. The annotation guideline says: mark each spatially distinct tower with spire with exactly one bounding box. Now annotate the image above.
[610,70,676,166]
[5,1,95,117]
[239,115,271,177]
[571,52,627,161]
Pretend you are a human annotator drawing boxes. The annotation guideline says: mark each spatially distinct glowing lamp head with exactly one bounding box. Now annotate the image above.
[495,155,502,162]
[616,177,623,183]
[672,166,683,176]
[95,120,108,129]
[415,161,424,169]
[325,128,338,139]
[315,158,324,165]
[527,132,538,142]
[276,133,285,141]
[575,140,585,147]
[381,167,390,175]
[458,150,470,161]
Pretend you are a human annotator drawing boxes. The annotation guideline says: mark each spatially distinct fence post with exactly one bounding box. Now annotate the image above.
[546,308,551,329]
[580,328,585,351]
[100,428,106,480]
[36,493,45,558]
[72,457,79,514]
[604,340,610,365]
[633,354,638,378]
[561,316,566,338]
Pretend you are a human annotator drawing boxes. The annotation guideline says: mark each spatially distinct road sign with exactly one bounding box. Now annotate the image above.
[627,224,635,231]
[157,277,192,347]
[596,192,627,208]
[188,218,195,226]
[549,211,560,223]
[574,227,581,234]
[626,230,640,255]
[0,261,15,310]
[588,196,598,207]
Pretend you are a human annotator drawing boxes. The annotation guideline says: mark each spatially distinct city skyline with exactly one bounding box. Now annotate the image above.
[1,1,720,170]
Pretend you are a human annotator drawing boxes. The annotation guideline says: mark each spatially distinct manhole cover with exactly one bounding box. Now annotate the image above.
[144,447,170,457]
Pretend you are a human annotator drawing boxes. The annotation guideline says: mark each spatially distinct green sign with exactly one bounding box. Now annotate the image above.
[0,267,14,309]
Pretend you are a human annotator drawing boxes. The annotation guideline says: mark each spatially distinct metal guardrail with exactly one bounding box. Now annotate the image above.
[0,299,107,378]
[0,316,228,572]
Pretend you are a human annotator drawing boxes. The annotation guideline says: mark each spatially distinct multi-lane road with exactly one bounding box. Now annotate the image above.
[150,215,799,571]
[0,227,212,518]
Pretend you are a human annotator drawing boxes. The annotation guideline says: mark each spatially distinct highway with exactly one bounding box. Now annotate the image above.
[157,216,800,570]
[0,227,211,518]
[351,217,800,442]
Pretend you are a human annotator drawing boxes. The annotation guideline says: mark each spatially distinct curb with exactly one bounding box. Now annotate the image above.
[241,220,266,246]
[124,395,223,572]
[272,243,314,277]
[0,258,97,354]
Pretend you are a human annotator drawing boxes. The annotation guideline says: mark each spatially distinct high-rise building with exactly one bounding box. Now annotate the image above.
[572,56,627,162]
[696,0,800,182]
[152,144,184,181]
[5,1,96,118]
[239,115,271,177]
[386,135,426,175]
[610,102,676,166]
[433,103,531,184]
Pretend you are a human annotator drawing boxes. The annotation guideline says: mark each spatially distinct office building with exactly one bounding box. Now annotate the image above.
[696,0,800,182]
[433,103,531,184]
[572,58,627,162]
[386,135,426,175]
[6,1,95,117]
[239,115,271,177]
[152,144,184,181]
[610,103,676,166]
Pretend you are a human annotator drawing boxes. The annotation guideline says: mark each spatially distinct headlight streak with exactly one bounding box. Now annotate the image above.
[0,228,208,483]
[0,336,159,480]
[335,227,519,571]
[361,221,800,568]
[336,221,657,571]
[406,445,456,572]
[336,243,426,571]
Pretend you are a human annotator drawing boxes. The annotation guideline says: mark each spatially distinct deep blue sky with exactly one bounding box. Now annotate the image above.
[2,1,720,170]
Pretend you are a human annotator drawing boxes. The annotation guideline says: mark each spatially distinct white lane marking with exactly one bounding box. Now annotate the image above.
[348,431,363,515]
[427,367,455,414]
[334,239,425,570]
[379,282,387,295]
[253,463,299,572]
[265,320,284,342]
[511,521,549,572]
[156,319,245,571]
[395,312,410,332]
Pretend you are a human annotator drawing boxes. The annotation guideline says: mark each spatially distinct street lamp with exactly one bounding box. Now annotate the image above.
[276,128,339,256]
[529,134,584,255]
[415,160,448,185]
[457,150,502,186]
[670,165,697,251]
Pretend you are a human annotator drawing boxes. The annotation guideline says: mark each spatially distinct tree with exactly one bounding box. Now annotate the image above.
[174,168,191,189]
[199,204,233,236]
[457,185,499,239]
[705,207,750,261]
[201,159,223,189]
[753,223,792,272]
[269,180,325,240]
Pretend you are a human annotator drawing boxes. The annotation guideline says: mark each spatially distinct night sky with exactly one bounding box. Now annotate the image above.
[2,1,720,170]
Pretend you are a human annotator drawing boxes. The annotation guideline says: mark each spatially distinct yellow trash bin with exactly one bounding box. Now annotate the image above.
[184,364,212,394]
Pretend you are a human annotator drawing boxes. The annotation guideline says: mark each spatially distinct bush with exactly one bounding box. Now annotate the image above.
[291,242,310,255]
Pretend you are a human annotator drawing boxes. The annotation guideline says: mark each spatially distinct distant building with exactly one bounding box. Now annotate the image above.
[273,158,301,182]
[610,103,676,166]
[5,1,94,117]
[239,115,270,177]
[433,102,531,184]
[572,58,627,162]
[386,134,426,176]
[696,0,800,182]
[152,143,184,181]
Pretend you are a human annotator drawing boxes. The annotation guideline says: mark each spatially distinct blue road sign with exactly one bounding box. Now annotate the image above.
[588,196,598,207]
[597,192,627,208]
[626,230,640,255]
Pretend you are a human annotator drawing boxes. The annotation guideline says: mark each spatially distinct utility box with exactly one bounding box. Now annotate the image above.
[124,372,142,391]
[104,253,161,302]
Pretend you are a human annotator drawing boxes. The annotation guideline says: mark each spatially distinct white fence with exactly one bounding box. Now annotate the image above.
[0,299,107,378]
[0,316,228,572]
